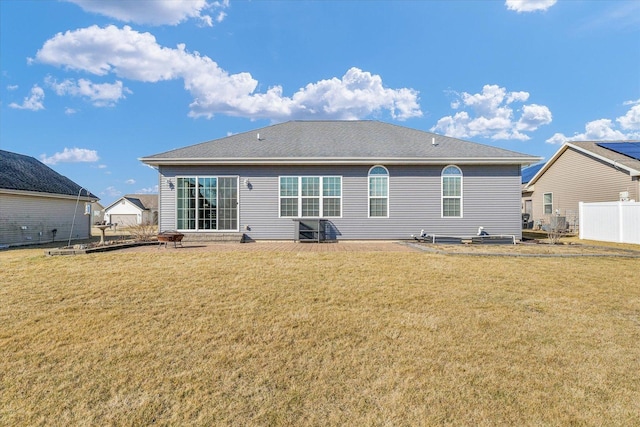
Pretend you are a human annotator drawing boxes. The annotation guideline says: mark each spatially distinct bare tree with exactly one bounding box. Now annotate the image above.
[127,222,158,242]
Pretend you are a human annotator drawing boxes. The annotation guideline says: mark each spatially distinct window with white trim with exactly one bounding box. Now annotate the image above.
[543,193,553,215]
[442,165,462,218]
[279,176,341,217]
[176,176,238,231]
[368,166,389,217]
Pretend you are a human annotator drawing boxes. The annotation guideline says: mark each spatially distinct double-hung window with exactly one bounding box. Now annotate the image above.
[368,166,389,217]
[543,193,553,214]
[442,166,462,218]
[279,176,341,217]
[176,176,238,231]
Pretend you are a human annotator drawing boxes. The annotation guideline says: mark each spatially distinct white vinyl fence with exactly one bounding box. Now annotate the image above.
[579,201,640,245]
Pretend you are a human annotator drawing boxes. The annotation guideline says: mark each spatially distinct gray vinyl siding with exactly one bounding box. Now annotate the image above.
[529,147,639,226]
[158,164,522,240]
[0,192,92,246]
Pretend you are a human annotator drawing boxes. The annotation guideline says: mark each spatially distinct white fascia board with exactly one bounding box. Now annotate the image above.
[140,156,543,167]
[523,144,569,190]
[0,188,98,202]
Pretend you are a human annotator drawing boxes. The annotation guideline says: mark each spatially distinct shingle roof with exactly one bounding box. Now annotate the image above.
[571,142,640,173]
[124,194,158,211]
[0,149,97,198]
[140,121,540,166]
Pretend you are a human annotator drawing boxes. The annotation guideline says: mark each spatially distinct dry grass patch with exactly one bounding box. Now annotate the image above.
[1,248,639,425]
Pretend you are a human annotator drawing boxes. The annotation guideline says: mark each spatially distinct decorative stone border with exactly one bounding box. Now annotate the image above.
[44,241,157,256]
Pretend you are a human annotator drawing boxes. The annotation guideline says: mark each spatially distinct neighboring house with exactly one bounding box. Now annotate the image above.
[103,194,159,227]
[521,162,545,228]
[140,121,541,241]
[0,149,98,247]
[522,141,640,231]
[91,201,105,225]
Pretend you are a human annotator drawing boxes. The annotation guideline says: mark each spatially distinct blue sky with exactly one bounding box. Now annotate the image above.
[1,0,639,206]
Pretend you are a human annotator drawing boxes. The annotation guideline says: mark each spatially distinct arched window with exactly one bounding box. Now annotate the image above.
[442,165,462,218]
[369,165,389,217]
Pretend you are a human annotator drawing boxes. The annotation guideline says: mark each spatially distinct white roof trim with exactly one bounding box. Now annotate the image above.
[140,156,542,167]
[0,188,97,201]
[103,196,145,213]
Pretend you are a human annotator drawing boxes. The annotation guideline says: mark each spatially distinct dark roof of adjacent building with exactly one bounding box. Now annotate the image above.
[597,142,640,161]
[124,194,158,211]
[521,162,545,184]
[0,149,97,199]
[140,121,541,166]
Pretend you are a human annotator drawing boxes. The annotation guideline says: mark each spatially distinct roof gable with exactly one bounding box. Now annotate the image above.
[525,141,640,188]
[0,150,97,198]
[140,121,540,166]
[125,194,158,210]
[104,194,158,211]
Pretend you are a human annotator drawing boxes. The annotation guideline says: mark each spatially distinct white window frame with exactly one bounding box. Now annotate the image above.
[543,192,553,215]
[441,165,463,218]
[368,165,389,218]
[279,176,342,218]
[175,175,239,232]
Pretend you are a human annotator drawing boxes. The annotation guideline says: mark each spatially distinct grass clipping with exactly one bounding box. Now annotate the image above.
[1,249,639,425]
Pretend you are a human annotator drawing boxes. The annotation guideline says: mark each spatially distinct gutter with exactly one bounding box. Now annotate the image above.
[0,188,98,202]
[139,156,543,167]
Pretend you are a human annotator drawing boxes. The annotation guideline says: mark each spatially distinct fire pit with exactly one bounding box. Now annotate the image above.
[157,231,184,248]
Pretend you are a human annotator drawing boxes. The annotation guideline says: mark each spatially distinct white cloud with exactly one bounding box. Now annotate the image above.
[64,0,228,27]
[572,2,640,34]
[7,84,18,91]
[517,104,553,131]
[46,76,131,107]
[9,85,45,111]
[102,186,121,198]
[617,100,640,131]
[65,107,78,115]
[137,185,159,194]
[546,102,640,144]
[431,84,551,140]
[35,25,422,121]
[40,147,99,165]
[125,179,136,184]
[505,0,557,13]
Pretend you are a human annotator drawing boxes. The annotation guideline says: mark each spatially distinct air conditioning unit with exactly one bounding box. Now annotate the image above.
[619,191,630,202]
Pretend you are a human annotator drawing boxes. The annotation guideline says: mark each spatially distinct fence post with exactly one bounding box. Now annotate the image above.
[618,201,624,243]
[578,202,584,240]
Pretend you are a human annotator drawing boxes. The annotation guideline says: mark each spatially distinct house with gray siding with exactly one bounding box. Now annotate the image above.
[522,141,640,231]
[140,121,541,241]
[0,150,98,247]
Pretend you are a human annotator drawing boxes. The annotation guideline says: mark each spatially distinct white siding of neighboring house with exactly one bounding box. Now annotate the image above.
[0,191,92,246]
[104,199,147,226]
[527,147,639,229]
